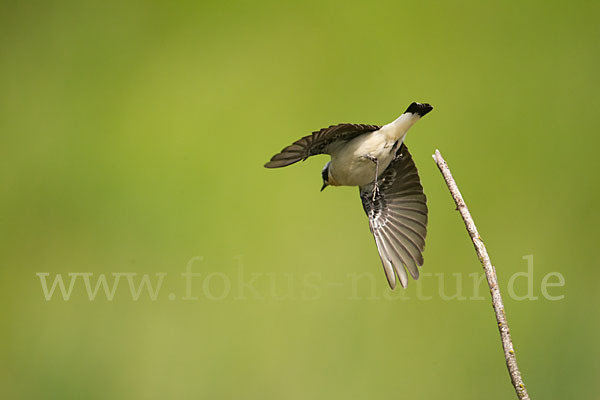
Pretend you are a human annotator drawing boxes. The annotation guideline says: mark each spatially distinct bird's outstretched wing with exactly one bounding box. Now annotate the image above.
[264,123,380,168]
[359,144,428,289]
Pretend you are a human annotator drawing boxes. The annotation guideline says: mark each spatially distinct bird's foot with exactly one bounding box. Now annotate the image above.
[363,154,380,201]
[372,183,380,201]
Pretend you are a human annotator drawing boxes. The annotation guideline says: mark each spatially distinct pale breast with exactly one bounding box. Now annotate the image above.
[329,132,397,187]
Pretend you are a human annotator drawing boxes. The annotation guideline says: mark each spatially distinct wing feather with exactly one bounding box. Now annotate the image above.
[264,123,380,168]
[372,231,399,289]
[359,144,428,288]
[374,230,408,288]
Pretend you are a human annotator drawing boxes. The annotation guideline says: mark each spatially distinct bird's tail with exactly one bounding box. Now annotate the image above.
[380,102,433,141]
[404,102,433,117]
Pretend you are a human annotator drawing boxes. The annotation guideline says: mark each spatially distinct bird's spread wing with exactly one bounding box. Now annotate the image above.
[264,123,380,168]
[359,144,428,289]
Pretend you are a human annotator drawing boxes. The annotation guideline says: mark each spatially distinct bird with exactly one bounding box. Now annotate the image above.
[264,102,433,289]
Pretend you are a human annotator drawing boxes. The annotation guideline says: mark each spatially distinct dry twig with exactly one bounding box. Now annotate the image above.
[432,149,530,400]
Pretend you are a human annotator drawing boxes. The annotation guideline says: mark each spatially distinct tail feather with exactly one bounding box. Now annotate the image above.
[404,102,433,117]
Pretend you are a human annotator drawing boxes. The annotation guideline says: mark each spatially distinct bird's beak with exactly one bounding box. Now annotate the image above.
[320,183,329,192]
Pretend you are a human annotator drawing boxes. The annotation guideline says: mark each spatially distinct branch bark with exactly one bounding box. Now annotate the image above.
[432,149,530,400]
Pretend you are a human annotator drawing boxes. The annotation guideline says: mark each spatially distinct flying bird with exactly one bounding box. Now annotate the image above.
[265,102,433,289]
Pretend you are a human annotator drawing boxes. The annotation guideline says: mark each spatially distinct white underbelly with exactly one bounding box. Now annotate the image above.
[329,133,398,187]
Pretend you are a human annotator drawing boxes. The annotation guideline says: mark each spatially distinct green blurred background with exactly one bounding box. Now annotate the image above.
[1,0,598,398]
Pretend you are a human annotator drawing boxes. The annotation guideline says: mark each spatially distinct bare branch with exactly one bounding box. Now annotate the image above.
[432,149,530,400]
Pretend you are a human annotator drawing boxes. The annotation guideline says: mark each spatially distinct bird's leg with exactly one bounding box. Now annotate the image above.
[364,155,380,201]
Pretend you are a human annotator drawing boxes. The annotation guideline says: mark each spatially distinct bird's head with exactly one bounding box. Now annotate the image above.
[320,162,331,191]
